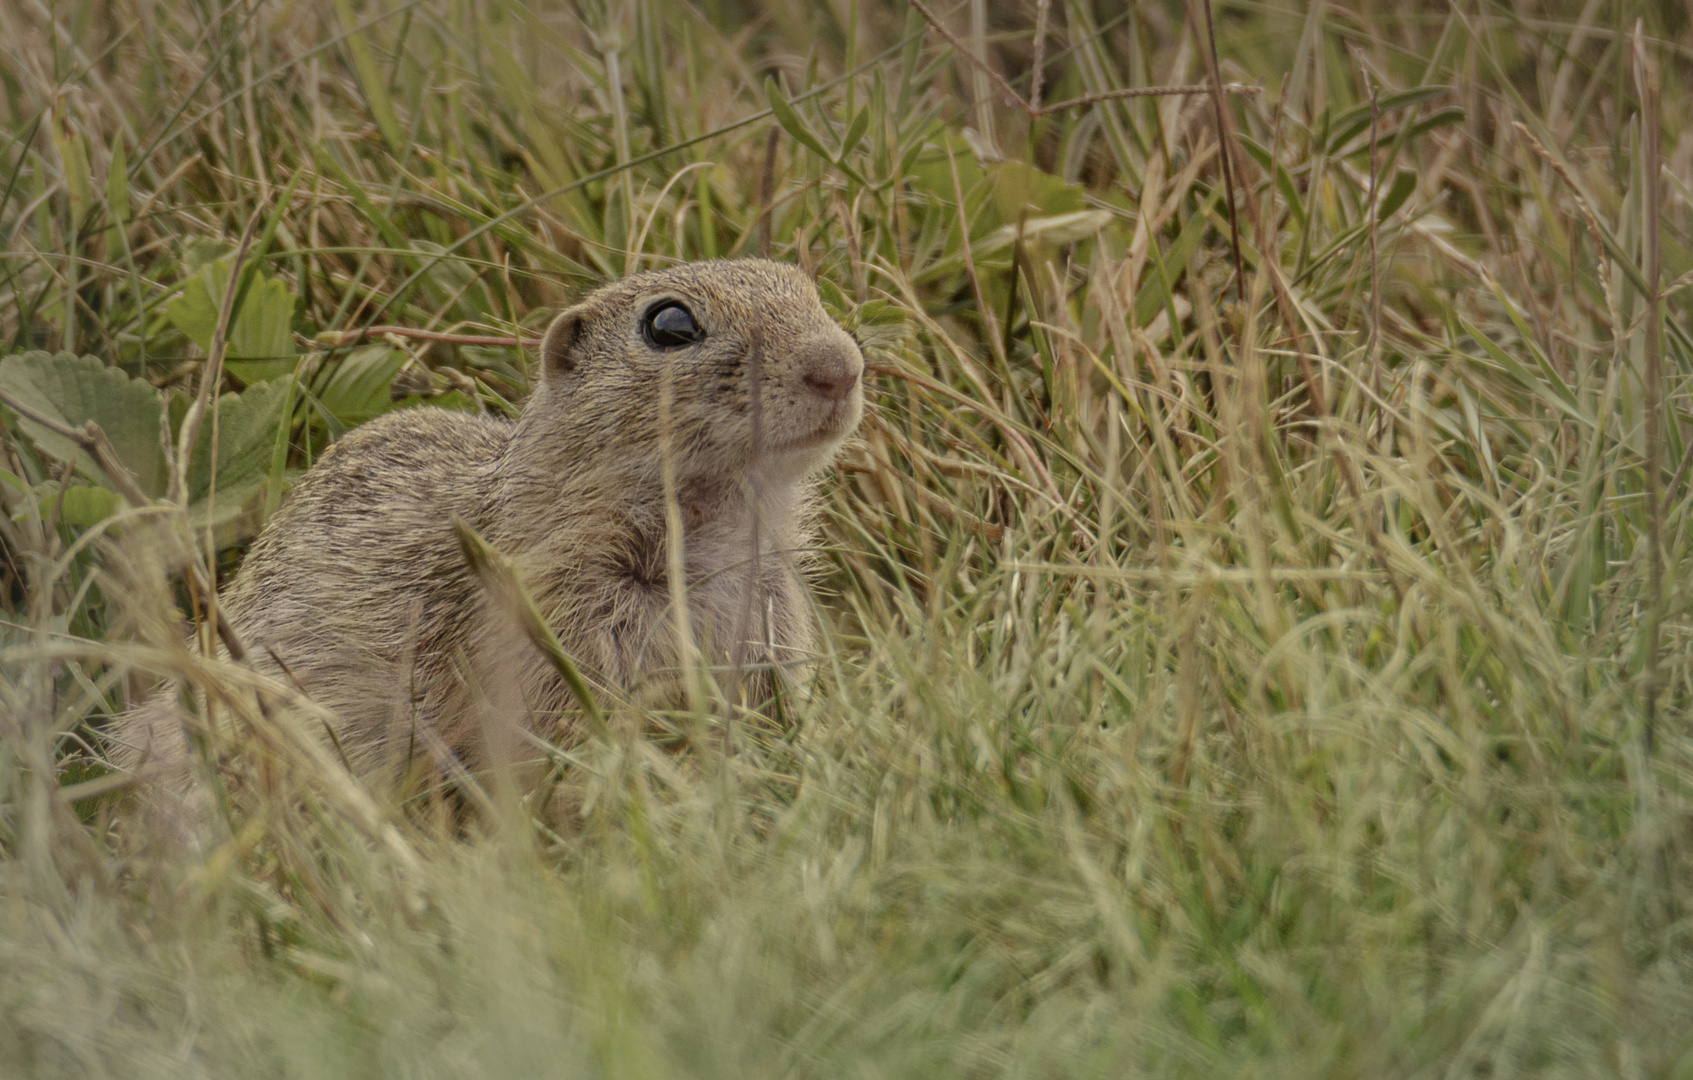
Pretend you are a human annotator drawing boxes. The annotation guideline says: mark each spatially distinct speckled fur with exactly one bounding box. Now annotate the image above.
[115,259,863,785]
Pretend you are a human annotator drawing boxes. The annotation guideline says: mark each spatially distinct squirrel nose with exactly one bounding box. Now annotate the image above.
[798,335,863,402]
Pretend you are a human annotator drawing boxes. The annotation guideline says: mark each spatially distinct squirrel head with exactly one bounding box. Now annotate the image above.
[530,259,864,488]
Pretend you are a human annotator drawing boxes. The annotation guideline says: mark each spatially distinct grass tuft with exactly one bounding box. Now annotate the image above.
[2,0,1691,1074]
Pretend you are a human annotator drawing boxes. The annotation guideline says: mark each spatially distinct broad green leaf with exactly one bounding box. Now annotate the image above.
[992,161,1086,221]
[393,390,479,414]
[262,365,301,523]
[165,261,298,384]
[0,351,169,497]
[221,275,298,384]
[182,237,231,275]
[24,483,123,527]
[815,276,848,316]
[908,134,987,208]
[318,345,408,426]
[66,487,122,528]
[855,299,906,326]
[185,378,292,527]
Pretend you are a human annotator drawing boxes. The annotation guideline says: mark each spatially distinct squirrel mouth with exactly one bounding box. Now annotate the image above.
[755,397,860,456]
[754,415,854,462]
[758,427,840,457]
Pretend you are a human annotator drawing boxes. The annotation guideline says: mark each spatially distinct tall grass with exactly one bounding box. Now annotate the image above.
[2,0,1691,1074]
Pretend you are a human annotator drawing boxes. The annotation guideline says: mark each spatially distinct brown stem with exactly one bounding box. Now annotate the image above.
[170,206,264,507]
[1192,0,1247,307]
[908,0,1259,119]
[0,385,250,662]
[1039,83,1258,114]
[909,0,1026,110]
[1029,0,1050,114]
[0,391,151,509]
[1367,85,1384,445]
[758,125,780,260]
[1633,23,1662,755]
[317,325,538,349]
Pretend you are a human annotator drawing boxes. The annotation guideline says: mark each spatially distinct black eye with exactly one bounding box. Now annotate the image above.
[643,302,703,348]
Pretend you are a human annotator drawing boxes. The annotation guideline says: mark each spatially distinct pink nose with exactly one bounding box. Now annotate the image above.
[804,369,859,400]
[798,336,863,402]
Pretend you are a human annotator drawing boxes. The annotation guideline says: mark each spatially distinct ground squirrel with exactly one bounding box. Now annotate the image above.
[116,258,864,789]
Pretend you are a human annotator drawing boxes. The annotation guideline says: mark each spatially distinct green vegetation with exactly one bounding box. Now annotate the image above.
[2,0,1691,1073]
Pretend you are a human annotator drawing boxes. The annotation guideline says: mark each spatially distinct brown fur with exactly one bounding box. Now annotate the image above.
[114,259,863,787]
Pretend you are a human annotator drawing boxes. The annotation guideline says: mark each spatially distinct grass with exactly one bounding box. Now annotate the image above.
[2,0,1692,1074]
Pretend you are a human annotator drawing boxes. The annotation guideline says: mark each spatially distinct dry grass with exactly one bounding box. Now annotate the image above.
[2,0,1691,1075]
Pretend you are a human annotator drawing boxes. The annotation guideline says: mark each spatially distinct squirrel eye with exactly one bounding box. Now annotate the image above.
[643,302,703,348]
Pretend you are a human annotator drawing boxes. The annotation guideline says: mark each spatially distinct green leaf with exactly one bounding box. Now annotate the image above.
[1327,86,1453,153]
[765,80,832,162]
[24,483,123,527]
[1134,189,1221,328]
[815,275,848,316]
[165,261,298,385]
[908,134,987,208]
[992,161,1086,221]
[331,0,405,153]
[181,237,230,275]
[840,105,871,159]
[394,390,478,415]
[854,299,906,326]
[105,139,130,254]
[1479,275,1580,411]
[1377,168,1418,220]
[318,345,408,426]
[105,139,130,226]
[0,351,169,497]
[763,81,874,189]
[1236,136,1307,231]
[48,98,92,224]
[262,365,301,523]
[1458,317,1587,430]
[976,210,1113,257]
[1401,106,1466,142]
[185,378,293,527]
[61,483,121,526]
[221,275,298,384]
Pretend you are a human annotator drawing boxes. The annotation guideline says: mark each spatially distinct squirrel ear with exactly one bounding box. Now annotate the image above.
[540,306,587,380]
